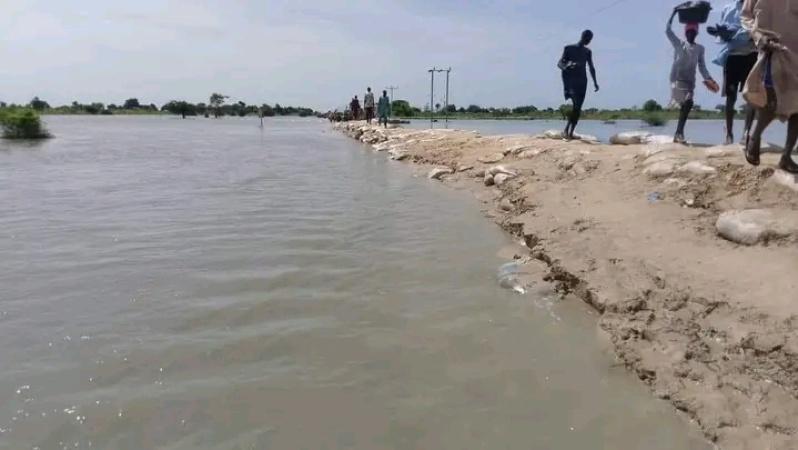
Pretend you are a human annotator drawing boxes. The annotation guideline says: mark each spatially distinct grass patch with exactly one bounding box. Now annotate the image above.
[0,108,52,139]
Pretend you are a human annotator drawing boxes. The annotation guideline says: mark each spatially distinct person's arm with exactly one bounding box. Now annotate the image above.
[698,47,713,81]
[587,50,599,92]
[557,47,569,71]
[666,10,681,48]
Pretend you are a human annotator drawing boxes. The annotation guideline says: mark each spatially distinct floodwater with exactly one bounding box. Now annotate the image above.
[0,116,710,449]
[409,118,789,146]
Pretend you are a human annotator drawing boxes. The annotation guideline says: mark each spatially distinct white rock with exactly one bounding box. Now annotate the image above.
[704,145,740,158]
[478,153,505,164]
[457,164,474,172]
[494,173,513,186]
[518,149,545,159]
[428,167,453,180]
[610,131,651,145]
[488,165,518,177]
[577,134,599,144]
[716,209,798,245]
[678,161,717,176]
[643,135,675,145]
[643,151,686,167]
[639,143,686,158]
[389,149,409,161]
[507,145,532,155]
[543,129,564,139]
[644,161,679,177]
[770,170,798,193]
[662,177,687,188]
[373,142,392,152]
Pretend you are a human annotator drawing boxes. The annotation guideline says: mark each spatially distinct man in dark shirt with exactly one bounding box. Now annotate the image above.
[350,96,361,121]
[558,30,600,140]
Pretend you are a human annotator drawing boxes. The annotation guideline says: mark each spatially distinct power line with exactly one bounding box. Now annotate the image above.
[590,0,632,16]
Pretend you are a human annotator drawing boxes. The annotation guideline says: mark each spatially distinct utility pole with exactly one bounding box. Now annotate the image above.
[428,67,436,128]
[443,67,451,128]
[385,86,398,105]
[428,67,451,129]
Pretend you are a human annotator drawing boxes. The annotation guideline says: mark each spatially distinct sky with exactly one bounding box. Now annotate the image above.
[0,0,739,111]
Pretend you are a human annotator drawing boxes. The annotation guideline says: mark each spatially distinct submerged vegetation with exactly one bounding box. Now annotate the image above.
[0,107,52,139]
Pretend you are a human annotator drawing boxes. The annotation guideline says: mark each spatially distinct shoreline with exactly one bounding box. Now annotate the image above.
[334,121,798,449]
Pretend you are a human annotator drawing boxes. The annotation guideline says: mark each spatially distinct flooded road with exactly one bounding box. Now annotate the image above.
[0,116,710,449]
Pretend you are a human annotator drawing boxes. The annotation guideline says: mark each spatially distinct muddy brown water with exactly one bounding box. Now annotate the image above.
[0,116,711,449]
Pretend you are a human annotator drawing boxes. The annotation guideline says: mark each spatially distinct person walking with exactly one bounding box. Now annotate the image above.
[668,9,716,144]
[711,0,758,144]
[741,0,798,173]
[378,90,391,128]
[350,96,361,121]
[364,88,376,124]
[558,30,599,140]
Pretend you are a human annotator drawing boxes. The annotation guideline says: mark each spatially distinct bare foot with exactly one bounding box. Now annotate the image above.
[745,134,761,166]
[778,156,798,174]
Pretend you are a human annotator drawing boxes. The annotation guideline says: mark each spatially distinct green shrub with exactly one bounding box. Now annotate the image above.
[0,108,52,139]
[642,113,667,127]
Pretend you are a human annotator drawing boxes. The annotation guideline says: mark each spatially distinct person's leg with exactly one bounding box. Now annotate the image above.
[743,104,756,142]
[725,90,737,145]
[568,95,585,139]
[779,114,798,173]
[562,101,573,139]
[674,99,693,143]
[745,88,776,166]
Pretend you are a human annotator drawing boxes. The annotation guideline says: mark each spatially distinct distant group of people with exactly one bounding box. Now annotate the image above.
[559,0,798,173]
[348,87,392,127]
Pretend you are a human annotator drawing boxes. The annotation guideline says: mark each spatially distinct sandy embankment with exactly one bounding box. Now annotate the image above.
[334,121,798,449]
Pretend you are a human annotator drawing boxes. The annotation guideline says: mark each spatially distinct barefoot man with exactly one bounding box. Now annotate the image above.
[667,9,716,144]
[710,0,758,144]
[558,30,599,140]
[741,0,798,173]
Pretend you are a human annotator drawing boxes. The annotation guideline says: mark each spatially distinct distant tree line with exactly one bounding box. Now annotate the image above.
[386,98,735,121]
[0,95,318,119]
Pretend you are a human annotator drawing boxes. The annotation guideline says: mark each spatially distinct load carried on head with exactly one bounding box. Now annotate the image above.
[674,1,712,24]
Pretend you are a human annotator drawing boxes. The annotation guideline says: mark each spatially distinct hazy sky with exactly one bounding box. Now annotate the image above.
[0,0,739,111]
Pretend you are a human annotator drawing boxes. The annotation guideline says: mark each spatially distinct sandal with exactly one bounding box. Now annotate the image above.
[744,133,761,166]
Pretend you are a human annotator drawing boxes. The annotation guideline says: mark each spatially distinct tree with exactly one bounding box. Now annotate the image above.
[0,101,7,108]
[558,104,573,120]
[123,98,141,109]
[642,99,663,112]
[512,105,538,115]
[391,100,413,117]
[209,93,228,118]
[274,103,284,115]
[29,96,50,111]
[162,100,196,118]
[260,104,275,117]
[715,104,726,113]
[466,104,483,114]
[445,104,457,113]
[84,103,105,114]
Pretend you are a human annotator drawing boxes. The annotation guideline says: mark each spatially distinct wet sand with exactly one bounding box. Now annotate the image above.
[335,121,798,450]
